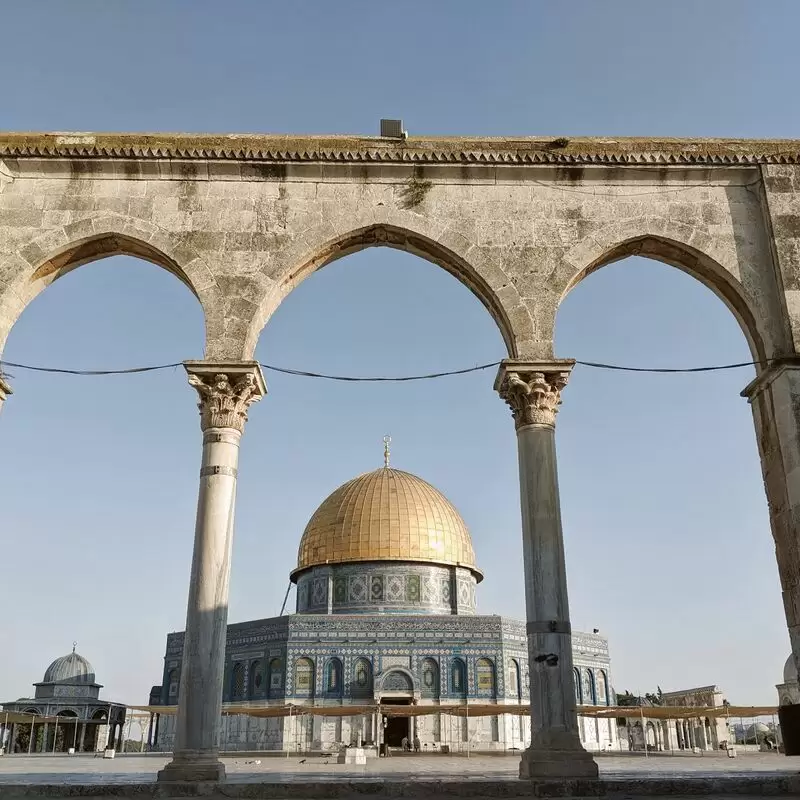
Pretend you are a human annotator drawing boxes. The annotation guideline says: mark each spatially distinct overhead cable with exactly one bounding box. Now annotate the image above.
[0,357,766,382]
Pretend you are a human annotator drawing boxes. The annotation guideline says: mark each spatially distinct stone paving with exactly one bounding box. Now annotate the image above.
[0,751,795,784]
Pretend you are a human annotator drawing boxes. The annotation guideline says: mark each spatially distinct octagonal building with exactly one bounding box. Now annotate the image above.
[152,456,615,752]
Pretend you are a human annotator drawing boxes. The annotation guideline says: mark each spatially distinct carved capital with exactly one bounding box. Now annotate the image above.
[494,360,574,430]
[0,375,12,413]
[184,361,267,432]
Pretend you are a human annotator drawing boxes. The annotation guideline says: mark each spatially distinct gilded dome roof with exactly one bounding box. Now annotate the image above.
[41,650,96,685]
[293,467,481,580]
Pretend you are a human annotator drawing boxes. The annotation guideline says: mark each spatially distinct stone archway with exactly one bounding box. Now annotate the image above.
[0,215,226,360]
[246,221,533,360]
[2,134,800,782]
[559,223,784,363]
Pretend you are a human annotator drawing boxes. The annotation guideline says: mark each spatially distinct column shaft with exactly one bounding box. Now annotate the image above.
[158,362,265,783]
[496,361,597,780]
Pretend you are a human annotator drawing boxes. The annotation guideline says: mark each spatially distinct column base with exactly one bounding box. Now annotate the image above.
[519,745,599,780]
[157,752,226,783]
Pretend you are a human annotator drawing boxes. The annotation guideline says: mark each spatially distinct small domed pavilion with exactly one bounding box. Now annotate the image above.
[1,646,126,753]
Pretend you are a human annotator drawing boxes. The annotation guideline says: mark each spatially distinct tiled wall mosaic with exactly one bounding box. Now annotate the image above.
[295,563,477,615]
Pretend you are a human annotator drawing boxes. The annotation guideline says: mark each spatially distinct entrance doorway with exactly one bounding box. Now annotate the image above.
[382,696,411,748]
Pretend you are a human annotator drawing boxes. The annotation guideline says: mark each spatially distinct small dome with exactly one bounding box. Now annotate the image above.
[42,651,96,685]
[784,654,798,684]
[293,467,481,580]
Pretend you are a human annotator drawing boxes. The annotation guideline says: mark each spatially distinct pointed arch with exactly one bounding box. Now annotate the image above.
[351,657,373,698]
[560,218,781,362]
[378,667,416,694]
[247,222,534,359]
[421,657,440,698]
[0,213,227,358]
[450,657,467,697]
[476,657,497,698]
[230,663,245,701]
[324,657,343,697]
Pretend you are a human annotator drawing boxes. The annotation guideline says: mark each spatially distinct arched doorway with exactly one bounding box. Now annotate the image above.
[378,669,416,748]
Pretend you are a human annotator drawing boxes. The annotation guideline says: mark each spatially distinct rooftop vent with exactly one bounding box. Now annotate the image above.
[380,119,407,139]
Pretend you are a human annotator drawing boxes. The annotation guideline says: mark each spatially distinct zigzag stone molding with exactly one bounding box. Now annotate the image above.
[1,132,800,164]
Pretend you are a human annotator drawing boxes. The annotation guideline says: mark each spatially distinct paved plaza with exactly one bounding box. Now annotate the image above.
[0,751,795,785]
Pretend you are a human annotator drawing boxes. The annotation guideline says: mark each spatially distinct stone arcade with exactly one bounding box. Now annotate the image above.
[150,453,616,754]
[2,132,800,781]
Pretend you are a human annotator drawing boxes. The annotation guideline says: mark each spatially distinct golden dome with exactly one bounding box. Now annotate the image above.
[293,468,482,580]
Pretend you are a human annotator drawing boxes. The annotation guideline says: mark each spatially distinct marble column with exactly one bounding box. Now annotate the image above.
[495,360,598,780]
[0,376,11,415]
[158,362,266,783]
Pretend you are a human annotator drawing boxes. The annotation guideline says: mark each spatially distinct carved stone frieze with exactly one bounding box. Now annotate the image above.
[494,360,575,430]
[184,361,266,432]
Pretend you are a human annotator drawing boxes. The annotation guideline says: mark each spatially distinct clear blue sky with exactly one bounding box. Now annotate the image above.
[0,0,796,707]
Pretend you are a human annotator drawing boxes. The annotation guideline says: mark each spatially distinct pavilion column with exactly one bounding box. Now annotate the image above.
[495,360,598,780]
[158,361,266,784]
[78,723,86,753]
[0,376,11,415]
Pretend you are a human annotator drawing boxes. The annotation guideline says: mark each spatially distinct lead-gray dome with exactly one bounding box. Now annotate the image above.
[42,650,96,685]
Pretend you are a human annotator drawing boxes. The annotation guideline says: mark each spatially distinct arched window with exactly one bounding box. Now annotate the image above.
[352,658,373,697]
[476,658,496,696]
[421,658,440,697]
[508,659,521,701]
[325,657,343,696]
[167,669,179,700]
[268,658,284,697]
[581,668,595,705]
[294,657,314,696]
[231,663,245,701]
[597,670,608,705]
[451,658,467,696]
[573,667,582,704]
[250,660,265,697]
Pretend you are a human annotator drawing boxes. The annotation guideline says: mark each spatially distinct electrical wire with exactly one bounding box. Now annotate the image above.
[0,360,182,376]
[0,357,767,382]
[260,361,501,381]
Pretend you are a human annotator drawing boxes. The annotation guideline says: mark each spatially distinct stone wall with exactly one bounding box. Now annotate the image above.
[1,136,793,368]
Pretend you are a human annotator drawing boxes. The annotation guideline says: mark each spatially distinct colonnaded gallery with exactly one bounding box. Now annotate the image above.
[151,451,616,752]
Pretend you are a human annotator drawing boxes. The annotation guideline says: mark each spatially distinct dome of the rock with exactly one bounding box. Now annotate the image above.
[292,467,481,581]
